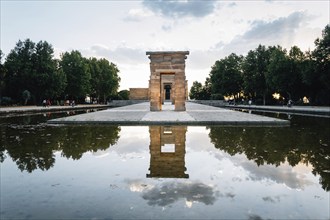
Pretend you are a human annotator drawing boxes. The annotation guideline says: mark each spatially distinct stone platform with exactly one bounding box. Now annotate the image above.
[48,102,289,126]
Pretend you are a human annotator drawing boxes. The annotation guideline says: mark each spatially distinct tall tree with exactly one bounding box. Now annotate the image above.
[242,45,269,105]
[33,41,66,102]
[88,58,120,103]
[88,57,101,100]
[312,24,330,105]
[202,77,212,100]
[97,59,120,103]
[0,50,6,103]
[189,81,203,100]
[4,39,66,104]
[266,46,297,101]
[60,50,91,101]
[4,39,36,103]
[287,46,305,101]
[210,53,243,99]
[301,50,318,103]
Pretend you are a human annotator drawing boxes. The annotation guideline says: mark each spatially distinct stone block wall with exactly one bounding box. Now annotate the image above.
[129,88,149,100]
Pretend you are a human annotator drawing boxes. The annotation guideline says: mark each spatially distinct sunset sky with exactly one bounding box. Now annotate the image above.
[1,0,329,90]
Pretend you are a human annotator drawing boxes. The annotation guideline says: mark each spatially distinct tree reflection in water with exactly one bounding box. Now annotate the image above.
[208,119,330,191]
[1,114,329,193]
[0,123,120,172]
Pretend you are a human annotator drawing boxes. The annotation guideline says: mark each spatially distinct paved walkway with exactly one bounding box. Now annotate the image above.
[0,104,108,115]
[224,104,330,116]
[48,102,289,126]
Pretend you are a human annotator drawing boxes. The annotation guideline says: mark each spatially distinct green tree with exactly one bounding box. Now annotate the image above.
[266,46,304,102]
[301,50,318,104]
[189,81,203,100]
[0,50,6,104]
[242,45,270,105]
[88,58,120,103]
[201,77,212,100]
[96,59,120,103]
[4,39,36,103]
[60,50,91,102]
[189,78,211,100]
[4,39,66,104]
[287,46,305,101]
[117,90,129,100]
[209,53,243,99]
[266,46,290,101]
[46,59,67,100]
[32,41,66,103]
[88,57,101,100]
[34,41,66,101]
[312,24,330,105]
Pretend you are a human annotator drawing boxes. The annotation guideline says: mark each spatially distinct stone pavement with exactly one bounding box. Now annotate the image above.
[0,104,107,115]
[48,102,289,126]
[225,104,330,116]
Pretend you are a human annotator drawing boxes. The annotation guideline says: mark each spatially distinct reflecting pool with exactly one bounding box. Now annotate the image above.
[0,113,329,219]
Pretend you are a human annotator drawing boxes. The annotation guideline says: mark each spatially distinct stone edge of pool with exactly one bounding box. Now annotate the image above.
[47,102,290,127]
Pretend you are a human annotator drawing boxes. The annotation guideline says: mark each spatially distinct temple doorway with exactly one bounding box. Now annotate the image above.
[164,84,171,100]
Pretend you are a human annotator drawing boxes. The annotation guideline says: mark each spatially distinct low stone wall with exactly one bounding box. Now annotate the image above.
[109,100,227,108]
[188,100,226,107]
[129,88,149,100]
[108,100,148,107]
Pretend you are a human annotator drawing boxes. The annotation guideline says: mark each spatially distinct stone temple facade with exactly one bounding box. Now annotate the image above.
[146,51,189,111]
[129,51,189,111]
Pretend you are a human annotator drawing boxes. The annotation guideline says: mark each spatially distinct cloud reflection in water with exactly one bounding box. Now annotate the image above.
[128,180,218,207]
[142,182,217,207]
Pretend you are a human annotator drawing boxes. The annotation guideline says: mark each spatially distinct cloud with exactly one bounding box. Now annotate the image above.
[245,11,308,41]
[248,214,264,220]
[237,159,314,189]
[123,8,153,22]
[217,11,311,55]
[161,24,172,32]
[141,181,218,207]
[142,0,217,18]
[262,195,286,203]
[82,44,147,65]
[227,2,237,7]
[126,179,154,192]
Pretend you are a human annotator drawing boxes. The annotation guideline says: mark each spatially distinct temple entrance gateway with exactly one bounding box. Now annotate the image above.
[147,51,189,111]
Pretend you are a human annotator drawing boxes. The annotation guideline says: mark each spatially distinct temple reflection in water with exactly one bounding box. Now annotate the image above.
[147,126,189,178]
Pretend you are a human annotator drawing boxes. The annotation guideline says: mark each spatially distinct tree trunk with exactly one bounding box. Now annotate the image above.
[263,93,266,106]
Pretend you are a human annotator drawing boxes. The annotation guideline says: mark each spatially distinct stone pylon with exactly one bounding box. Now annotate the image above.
[146,51,189,111]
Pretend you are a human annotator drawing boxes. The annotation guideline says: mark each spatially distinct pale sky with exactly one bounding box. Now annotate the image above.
[1,0,329,90]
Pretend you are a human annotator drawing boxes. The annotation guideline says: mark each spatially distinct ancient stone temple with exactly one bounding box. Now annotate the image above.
[146,51,189,111]
[147,126,189,178]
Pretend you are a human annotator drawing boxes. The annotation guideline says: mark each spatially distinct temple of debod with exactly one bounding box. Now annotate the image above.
[129,51,189,111]
[48,50,289,126]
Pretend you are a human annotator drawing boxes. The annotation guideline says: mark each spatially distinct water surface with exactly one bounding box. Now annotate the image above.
[0,112,329,219]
